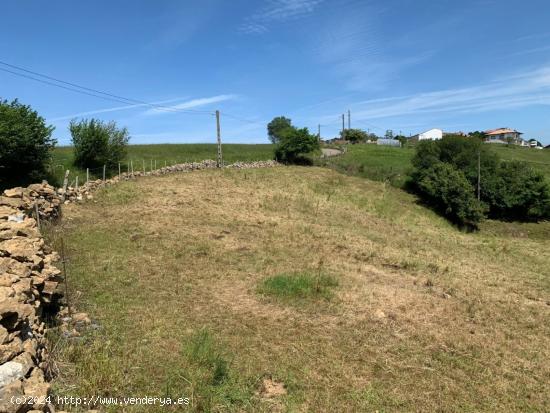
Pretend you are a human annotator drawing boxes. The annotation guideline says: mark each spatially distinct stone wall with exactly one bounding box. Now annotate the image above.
[0,185,62,413]
[0,159,278,412]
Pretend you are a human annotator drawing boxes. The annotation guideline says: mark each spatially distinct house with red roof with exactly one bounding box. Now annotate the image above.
[484,128,523,144]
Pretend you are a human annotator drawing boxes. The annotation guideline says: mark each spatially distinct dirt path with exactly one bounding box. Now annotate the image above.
[321,148,343,158]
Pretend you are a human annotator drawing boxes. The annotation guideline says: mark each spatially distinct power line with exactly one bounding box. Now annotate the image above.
[0,60,212,115]
[221,112,265,126]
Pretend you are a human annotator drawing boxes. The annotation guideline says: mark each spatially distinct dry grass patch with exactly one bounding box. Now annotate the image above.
[46,166,550,412]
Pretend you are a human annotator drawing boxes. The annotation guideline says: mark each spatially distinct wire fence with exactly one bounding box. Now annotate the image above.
[51,157,219,189]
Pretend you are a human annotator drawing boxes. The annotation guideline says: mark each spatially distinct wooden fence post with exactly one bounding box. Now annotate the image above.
[131,160,134,176]
[86,168,89,184]
[118,162,121,178]
[34,203,40,231]
[60,237,71,316]
[61,170,70,202]
[103,165,106,181]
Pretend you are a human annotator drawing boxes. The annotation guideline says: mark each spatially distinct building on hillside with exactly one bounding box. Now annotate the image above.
[527,139,544,149]
[484,128,523,144]
[410,128,443,142]
[376,138,401,147]
[443,131,467,137]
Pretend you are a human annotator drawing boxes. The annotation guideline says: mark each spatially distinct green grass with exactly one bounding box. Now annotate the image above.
[320,143,550,187]
[491,145,550,178]
[47,167,550,412]
[318,144,415,187]
[258,271,338,301]
[49,143,274,186]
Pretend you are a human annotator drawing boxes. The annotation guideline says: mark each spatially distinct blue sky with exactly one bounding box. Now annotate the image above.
[1,0,550,145]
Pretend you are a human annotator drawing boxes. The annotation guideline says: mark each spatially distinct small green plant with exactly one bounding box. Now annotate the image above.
[185,329,230,385]
[258,271,338,301]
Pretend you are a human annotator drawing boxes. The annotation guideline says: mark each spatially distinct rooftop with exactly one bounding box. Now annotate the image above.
[485,128,522,135]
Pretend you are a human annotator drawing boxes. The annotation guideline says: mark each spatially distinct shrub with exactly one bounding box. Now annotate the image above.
[0,99,56,188]
[70,118,129,170]
[412,135,499,184]
[416,162,485,226]
[484,161,550,221]
[274,127,319,164]
[340,128,369,143]
[409,135,549,224]
[267,116,292,144]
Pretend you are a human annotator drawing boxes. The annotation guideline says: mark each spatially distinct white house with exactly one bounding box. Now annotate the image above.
[411,128,443,141]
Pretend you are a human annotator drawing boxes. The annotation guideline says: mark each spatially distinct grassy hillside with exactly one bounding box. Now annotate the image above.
[320,143,550,187]
[318,144,415,187]
[49,144,274,185]
[491,144,550,177]
[47,167,550,412]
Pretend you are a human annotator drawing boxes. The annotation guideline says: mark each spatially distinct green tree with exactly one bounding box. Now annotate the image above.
[416,162,485,226]
[409,135,550,223]
[0,99,56,188]
[70,119,129,170]
[340,128,368,143]
[484,161,550,221]
[395,135,408,147]
[274,127,320,164]
[267,116,292,144]
[468,131,486,141]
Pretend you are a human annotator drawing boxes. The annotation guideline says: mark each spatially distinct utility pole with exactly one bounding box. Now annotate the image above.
[348,110,351,130]
[318,124,321,142]
[342,114,345,136]
[477,151,481,201]
[216,110,222,168]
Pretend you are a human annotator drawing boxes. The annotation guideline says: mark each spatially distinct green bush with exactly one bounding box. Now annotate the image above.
[70,118,129,170]
[409,135,550,224]
[484,161,550,221]
[340,128,369,143]
[274,127,319,164]
[416,162,485,226]
[0,99,56,188]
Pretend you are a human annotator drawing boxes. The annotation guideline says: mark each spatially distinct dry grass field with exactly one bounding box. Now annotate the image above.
[47,166,549,412]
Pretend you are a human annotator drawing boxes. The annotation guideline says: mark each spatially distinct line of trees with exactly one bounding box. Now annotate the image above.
[408,135,550,226]
[0,98,130,189]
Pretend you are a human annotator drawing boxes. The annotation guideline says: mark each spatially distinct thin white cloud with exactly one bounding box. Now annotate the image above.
[511,45,550,57]
[49,97,186,122]
[326,66,550,122]
[239,0,323,34]
[142,94,239,116]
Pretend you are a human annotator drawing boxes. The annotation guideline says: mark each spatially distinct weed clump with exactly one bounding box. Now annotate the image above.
[258,271,338,301]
